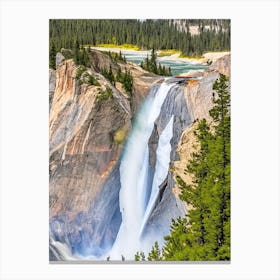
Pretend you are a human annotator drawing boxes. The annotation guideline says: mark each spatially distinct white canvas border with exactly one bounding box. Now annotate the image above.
[0,0,279,279]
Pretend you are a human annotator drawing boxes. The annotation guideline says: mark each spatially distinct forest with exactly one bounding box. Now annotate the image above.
[49,19,231,262]
[49,19,230,58]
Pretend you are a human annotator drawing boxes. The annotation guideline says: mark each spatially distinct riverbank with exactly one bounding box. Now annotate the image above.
[158,51,230,65]
[91,46,229,65]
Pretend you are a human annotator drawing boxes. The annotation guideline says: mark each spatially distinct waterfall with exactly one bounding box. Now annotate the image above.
[109,82,175,260]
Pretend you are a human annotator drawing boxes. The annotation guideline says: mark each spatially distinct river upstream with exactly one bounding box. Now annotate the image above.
[92,47,207,76]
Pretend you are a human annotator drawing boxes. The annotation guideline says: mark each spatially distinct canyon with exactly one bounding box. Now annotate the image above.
[49,49,230,261]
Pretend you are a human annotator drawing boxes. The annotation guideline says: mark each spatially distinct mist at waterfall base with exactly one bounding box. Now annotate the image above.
[50,80,187,261]
[108,83,175,260]
[85,81,176,261]
[79,81,175,261]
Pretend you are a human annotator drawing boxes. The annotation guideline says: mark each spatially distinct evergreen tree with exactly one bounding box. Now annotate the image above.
[148,241,162,261]
[50,19,230,58]
[123,69,133,94]
[49,42,56,69]
[73,39,80,65]
[140,49,172,76]
[144,74,230,261]
[108,65,115,85]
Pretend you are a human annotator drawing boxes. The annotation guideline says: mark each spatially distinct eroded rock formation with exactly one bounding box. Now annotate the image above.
[49,50,230,259]
[49,50,159,257]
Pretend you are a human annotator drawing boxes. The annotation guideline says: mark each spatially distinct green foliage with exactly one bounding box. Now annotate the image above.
[134,251,147,261]
[141,49,172,76]
[49,19,230,57]
[145,74,230,261]
[73,40,90,67]
[102,66,115,86]
[96,87,113,101]
[84,73,100,86]
[97,43,140,51]
[101,50,127,63]
[116,68,133,94]
[61,48,73,59]
[148,241,162,261]
[135,252,141,261]
[49,41,56,69]
[102,66,133,95]
[75,66,87,80]
[113,128,127,144]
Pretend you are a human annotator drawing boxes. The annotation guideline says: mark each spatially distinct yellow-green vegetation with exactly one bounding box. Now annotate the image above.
[158,49,181,57]
[96,87,113,101]
[113,128,127,144]
[158,49,204,60]
[84,73,100,86]
[179,53,204,59]
[75,66,100,86]
[96,43,140,51]
[75,66,87,79]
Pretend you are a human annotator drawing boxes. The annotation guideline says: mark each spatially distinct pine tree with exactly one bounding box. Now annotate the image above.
[50,19,230,58]
[108,65,115,85]
[49,42,56,69]
[73,39,80,65]
[148,241,162,261]
[145,74,230,261]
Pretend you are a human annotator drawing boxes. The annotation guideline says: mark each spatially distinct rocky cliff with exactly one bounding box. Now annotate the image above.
[144,54,230,239]
[49,50,159,258]
[49,51,230,260]
[172,54,231,211]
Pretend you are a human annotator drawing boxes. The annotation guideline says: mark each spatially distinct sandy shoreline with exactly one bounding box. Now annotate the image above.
[158,51,230,64]
[91,47,230,65]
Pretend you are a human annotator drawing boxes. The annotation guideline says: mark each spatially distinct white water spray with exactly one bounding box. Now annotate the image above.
[109,82,175,260]
[140,115,174,234]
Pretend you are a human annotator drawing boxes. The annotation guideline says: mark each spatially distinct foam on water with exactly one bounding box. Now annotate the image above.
[108,82,175,260]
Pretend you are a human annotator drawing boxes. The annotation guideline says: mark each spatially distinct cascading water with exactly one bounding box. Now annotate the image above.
[108,82,176,260]
[49,78,191,261]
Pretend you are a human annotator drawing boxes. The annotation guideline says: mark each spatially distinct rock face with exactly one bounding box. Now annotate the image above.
[89,50,158,116]
[209,54,231,77]
[49,50,159,258]
[49,50,230,259]
[172,54,231,211]
[144,54,231,240]
[49,69,56,109]
[49,58,130,256]
[56,52,65,69]
[144,82,193,241]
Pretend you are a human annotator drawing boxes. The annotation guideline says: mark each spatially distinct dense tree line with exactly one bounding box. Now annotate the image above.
[73,41,90,67]
[49,19,230,59]
[141,49,171,76]
[136,74,230,261]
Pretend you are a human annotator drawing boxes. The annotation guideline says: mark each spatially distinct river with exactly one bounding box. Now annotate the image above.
[92,47,207,76]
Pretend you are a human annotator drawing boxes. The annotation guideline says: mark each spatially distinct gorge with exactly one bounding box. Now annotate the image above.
[49,49,230,261]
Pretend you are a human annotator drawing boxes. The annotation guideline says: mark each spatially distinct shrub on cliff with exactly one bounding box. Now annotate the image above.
[96,87,113,101]
[113,128,127,144]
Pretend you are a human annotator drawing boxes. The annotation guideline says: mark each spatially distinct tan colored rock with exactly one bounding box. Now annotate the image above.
[49,69,56,109]
[209,54,231,76]
[172,123,199,212]
[49,51,160,220]
[199,51,230,64]
[89,50,159,115]
[172,54,230,213]
[49,59,131,218]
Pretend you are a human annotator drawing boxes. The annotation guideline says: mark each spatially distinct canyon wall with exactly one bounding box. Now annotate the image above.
[49,51,230,260]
